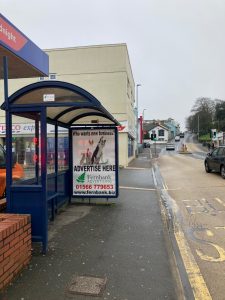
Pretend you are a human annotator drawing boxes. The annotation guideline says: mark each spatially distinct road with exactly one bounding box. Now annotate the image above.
[157,134,225,300]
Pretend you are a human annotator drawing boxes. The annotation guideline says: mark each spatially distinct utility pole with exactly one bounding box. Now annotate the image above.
[197,114,199,139]
[135,84,141,155]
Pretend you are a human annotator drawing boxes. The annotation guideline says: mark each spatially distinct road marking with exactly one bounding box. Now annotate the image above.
[215,197,225,207]
[149,148,152,159]
[119,186,156,191]
[151,168,157,186]
[174,223,212,300]
[196,243,225,262]
[206,230,214,237]
[124,167,147,170]
[215,226,225,230]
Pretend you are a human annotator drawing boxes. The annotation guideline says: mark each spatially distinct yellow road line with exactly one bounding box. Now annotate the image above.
[206,230,213,237]
[174,222,212,300]
[215,197,225,207]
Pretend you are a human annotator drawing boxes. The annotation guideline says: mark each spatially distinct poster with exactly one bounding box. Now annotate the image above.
[72,128,118,197]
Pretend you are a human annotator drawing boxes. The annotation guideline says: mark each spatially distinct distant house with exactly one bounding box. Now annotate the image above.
[163,118,180,138]
[143,123,169,143]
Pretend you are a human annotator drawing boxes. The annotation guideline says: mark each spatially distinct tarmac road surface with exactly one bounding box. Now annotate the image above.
[0,151,181,300]
[158,135,225,300]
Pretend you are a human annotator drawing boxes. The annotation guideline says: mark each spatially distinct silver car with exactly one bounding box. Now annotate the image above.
[166,143,175,151]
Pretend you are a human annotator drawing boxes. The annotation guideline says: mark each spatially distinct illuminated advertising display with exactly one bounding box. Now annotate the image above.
[72,127,118,197]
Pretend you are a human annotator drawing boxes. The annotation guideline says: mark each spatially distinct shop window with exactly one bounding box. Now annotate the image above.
[11,113,41,184]
[128,137,134,157]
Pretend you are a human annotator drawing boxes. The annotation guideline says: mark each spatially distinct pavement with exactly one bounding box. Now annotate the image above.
[0,150,181,300]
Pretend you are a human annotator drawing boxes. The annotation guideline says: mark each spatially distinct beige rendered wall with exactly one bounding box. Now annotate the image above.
[118,133,128,167]
[0,44,136,166]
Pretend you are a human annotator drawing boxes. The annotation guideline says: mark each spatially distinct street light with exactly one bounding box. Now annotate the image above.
[136,84,141,118]
[142,109,147,144]
[142,109,146,121]
[135,84,142,155]
[197,114,199,138]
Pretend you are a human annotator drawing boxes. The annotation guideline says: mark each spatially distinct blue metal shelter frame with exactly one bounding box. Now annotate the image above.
[1,77,119,253]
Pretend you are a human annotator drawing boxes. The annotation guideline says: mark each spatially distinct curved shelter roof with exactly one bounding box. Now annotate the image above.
[1,80,119,126]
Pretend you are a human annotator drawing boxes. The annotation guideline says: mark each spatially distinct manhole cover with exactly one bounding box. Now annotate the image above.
[66,275,107,296]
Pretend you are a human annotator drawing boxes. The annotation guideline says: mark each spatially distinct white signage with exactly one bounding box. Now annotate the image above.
[43,94,55,102]
[0,123,35,135]
[72,128,117,197]
[0,123,69,136]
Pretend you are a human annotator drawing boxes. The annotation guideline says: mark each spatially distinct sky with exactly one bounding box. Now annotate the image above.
[2,0,225,130]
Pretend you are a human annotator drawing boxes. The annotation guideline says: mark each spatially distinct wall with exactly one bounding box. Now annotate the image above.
[119,133,128,166]
[0,213,31,290]
[0,44,136,167]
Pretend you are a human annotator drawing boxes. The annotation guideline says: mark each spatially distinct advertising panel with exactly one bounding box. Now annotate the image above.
[72,127,118,197]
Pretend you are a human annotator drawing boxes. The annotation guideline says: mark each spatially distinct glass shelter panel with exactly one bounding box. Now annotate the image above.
[58,126,69,171]
[47,124,55,174]
[11,113,41,184]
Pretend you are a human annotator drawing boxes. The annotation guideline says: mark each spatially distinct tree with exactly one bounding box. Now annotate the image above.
[214,100,225,131]
[186,97,215,135]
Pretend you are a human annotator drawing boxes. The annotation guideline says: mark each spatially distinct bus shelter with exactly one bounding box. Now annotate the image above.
[1,80,119,252]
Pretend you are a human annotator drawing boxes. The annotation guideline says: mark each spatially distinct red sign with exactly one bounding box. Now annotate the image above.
[0,16,27,51]
[117,125,126,131]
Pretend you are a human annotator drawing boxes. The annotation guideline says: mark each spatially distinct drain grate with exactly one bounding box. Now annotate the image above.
[66,275,107,296]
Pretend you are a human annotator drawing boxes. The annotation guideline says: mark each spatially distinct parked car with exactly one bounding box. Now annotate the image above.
[179,132,184,138]
[166,143,175,151]
[204,146,225,179]
[144,142,151,148]
[175,136,180,142]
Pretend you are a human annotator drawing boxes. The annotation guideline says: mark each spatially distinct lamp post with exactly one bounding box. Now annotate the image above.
[136,84,141,119]
[142,109,146,121]
[142,109,146,144]
[135,84,141,155]
[197,114,199,138]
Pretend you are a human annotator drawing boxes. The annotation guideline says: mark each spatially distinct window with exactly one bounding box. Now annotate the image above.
[217,147,225,156]
[49,73,56,80]
[128,137,134,157]
[212,148,219,157]
[39,73,56,81]
[158,129,164,136]
[127,78,131,99]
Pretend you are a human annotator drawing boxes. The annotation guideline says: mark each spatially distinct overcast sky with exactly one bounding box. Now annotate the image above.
[2,0,225,130]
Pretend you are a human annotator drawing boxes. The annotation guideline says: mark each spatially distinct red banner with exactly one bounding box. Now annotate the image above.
[0,17,27,51]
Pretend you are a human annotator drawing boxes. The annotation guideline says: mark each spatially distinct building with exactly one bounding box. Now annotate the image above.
[163,118,180,139]
[0,44,136,167]
[143,122,169,144]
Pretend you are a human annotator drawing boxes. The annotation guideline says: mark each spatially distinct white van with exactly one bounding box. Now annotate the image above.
[175,136,180,142]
